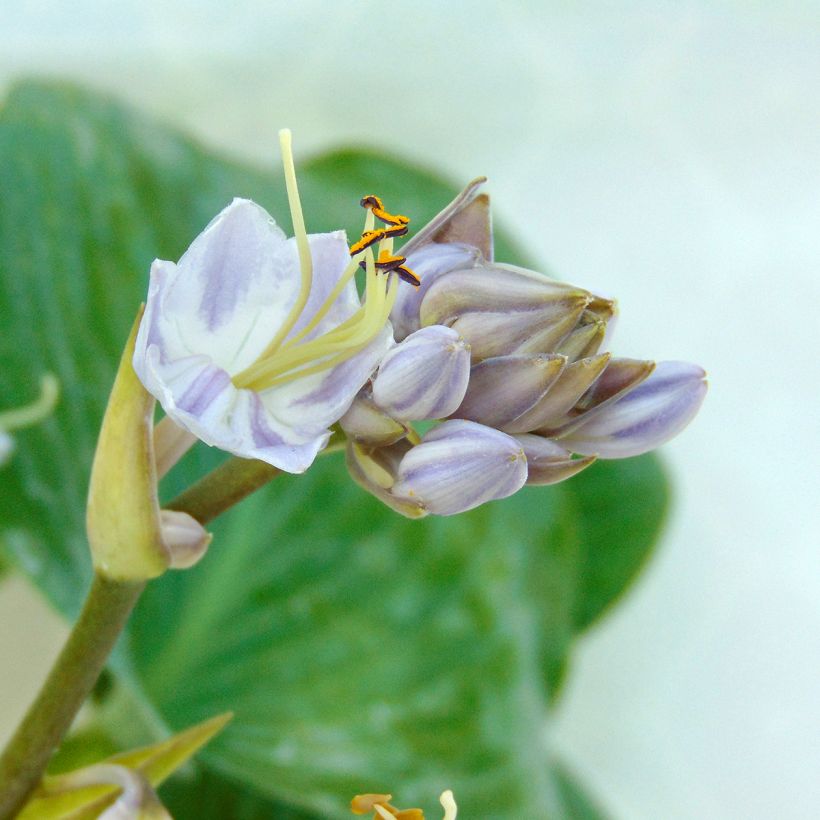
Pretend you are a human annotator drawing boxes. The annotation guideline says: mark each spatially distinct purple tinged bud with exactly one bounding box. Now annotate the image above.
[555,318,607,361]
[454,354,566,429]
[390,243,482,341]
[516,434,597,485]
[449,301,586,361]
[391,420,527,516]
[420,263,590,328]
[372,326,471,421]
[339,389,407,446]
[160,510,212,570]
[513,353,611,434]
[571,358,656,416]
[557,361,707,458]
[345,439,427,518]
[400,177,491,260]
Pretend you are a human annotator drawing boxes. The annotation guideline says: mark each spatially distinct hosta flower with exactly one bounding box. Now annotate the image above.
[0,373,59,467]
[345,179,706,515]
[133,131,394,473]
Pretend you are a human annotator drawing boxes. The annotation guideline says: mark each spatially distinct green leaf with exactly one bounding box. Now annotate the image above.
[0,80,669,818]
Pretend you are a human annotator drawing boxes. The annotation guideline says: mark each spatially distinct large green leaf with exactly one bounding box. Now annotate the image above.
[0,81,667,817]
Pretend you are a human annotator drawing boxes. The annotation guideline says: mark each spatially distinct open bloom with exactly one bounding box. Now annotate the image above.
[345,179,707,516]
[133,132,394,473]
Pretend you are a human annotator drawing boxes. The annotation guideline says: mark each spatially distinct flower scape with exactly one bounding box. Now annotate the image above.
[134,131,706,517]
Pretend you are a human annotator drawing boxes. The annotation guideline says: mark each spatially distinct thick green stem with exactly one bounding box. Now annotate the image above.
[165,456,280,524]
[0,573,144,819]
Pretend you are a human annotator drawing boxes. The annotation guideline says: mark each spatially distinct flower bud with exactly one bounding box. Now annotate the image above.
[372,326,471,421]
[515,434,596,485]
[160,510,212,569]
[400,176,491,260]
[345,440,426,518]
[509,353,611,434]
[390,243,481,341]
[557,361,707,458]
[391,420,527,515]
[554,317,607,361]
[448,301,586,361]
[339,390,407,446]
[420,263,590,327]
[453,354,566,429]
[569,357,656,418]
[420,264,592,360]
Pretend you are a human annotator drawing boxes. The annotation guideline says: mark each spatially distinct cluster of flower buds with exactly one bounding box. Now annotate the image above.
[343,179,707,517]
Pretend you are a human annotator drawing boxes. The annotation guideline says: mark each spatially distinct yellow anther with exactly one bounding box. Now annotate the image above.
[351,229,388,256]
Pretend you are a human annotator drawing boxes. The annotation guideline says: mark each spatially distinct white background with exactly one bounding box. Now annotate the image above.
[1,3,819,817]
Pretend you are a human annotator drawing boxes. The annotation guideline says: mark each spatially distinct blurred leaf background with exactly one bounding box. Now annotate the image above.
[0,82,669,817]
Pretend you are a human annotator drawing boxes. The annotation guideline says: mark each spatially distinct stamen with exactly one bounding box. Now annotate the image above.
[351,229,388,255]
[356,251,420,289]
[372,207,409,227]
[232,191,402,393]
[440,791,457,820]
[381,223,409,239]
[395,265,421,288]
[359,195,384,211]
[360,194,410,227]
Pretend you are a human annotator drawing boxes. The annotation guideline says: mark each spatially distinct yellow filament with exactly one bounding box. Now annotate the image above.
[231,179,399,393]
[282,209,376,350]
[239,248,398,391]
[256,129,313,359]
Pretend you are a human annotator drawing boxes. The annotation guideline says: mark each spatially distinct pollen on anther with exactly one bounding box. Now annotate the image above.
[350,229,388,256]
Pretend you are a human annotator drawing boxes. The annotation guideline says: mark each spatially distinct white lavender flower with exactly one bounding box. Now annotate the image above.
[133,132,393,474]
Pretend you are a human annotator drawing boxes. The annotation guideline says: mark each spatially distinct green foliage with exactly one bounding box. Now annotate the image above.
[0,81,667,818]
